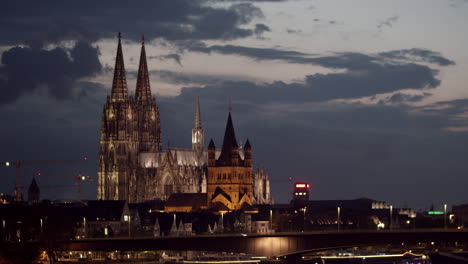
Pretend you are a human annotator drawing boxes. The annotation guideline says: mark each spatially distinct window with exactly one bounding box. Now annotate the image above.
[223,173,226,179]
[217,174,221,180]
[164,184,173,197]
[228,173,231,180]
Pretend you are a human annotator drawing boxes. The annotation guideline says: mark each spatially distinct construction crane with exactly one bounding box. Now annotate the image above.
[74,174,93,201]
[0,157,88,202]
[36,172,93,201]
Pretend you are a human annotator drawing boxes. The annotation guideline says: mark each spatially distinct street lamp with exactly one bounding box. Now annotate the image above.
[269,209,273,232]
[390,205,393,230]
[444,204,447,229]
[337,207,341,232]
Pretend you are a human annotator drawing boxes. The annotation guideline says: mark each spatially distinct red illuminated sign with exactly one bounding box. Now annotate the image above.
[295,183,309,188]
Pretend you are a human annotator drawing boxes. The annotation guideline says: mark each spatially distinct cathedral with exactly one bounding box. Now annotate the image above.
[98,33,273,208]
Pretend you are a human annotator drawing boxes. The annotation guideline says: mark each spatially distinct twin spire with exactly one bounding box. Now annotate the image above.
[111,32,128,102]
[135,35,152,103]
[110,32,152,103]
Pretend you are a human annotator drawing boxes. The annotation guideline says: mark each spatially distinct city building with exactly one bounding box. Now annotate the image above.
[98,33,272,205]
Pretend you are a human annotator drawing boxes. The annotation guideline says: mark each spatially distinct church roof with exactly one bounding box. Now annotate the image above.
[217,112,240,166]
[139,149,208,168]
[86,200,127,221]
[111,32,128,102]
[165,193,207,211]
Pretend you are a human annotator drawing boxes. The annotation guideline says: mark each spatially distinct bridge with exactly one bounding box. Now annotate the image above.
[38,229,468,257]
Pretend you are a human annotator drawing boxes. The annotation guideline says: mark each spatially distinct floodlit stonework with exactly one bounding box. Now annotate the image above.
[98,33,272,205]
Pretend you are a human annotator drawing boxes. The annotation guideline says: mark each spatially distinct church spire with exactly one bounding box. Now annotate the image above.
[217,112,239,165]
[135,35,152,103]
[111,32,128,102]
[195,97,201,129]
[192,97,204,152]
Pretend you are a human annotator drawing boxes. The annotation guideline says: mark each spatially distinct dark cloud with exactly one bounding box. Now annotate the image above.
[183,43,453,71]
[254,24,271,35]
[286,28,302,34]
[170,45,448,103]
[0,41,102,105]
[377,16,399,31]
[0,0,267,46]
[175,62,438,104]
[379,49,455,66]
[149,54,183,66]
[382,92,432,104]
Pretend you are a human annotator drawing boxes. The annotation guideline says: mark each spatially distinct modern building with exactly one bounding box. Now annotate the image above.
[98,33,272,205]
[293,182,310,201]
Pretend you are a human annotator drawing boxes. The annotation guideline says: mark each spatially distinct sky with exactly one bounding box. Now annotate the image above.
[0,0,467,210]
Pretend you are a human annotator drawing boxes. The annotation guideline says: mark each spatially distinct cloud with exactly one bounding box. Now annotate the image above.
[254,24,271,35]
[174,44,450,103]
[377,16,399,31]
[381,92,432,104]
[183,43,452,71]
[0,0,267,46]
[149,54,183,66]
[0,41,102,105]
[286,28,302,34]
[378,49,455,66]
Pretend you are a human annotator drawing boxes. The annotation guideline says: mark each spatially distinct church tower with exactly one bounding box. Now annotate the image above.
[192,97,204,152]
[28,177,40,203]
[207,111,253,211]
[98,33,139,202]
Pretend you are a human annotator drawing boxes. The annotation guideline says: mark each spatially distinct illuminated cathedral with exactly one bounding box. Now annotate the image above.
[98,33,273,208]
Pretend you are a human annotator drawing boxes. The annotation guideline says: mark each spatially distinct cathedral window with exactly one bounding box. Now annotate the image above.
[223,173,226,179]
[228,173,231,180]
[164,184,173,198]
[217,174,221,180]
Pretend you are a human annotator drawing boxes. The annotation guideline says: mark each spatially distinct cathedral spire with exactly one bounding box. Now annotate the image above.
[135,35,152,103]
[111,32,128,102]
[192,97,204,152]
[195,97,201,129]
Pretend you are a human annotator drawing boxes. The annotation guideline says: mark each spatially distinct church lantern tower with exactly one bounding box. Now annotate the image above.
[207,111,253,211]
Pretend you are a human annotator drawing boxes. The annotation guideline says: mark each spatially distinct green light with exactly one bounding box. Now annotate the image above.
[5,162,9,166]
[428,211,444,215]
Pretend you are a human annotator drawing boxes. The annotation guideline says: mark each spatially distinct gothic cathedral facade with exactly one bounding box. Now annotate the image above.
[98,34,273,205]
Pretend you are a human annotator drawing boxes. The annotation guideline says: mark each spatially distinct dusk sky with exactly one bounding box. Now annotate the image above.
[0,0,467,209]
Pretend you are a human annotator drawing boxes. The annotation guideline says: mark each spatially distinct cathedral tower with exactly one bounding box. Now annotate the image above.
[98,33,139,202]
[192,97,204,152]
[207,111,253,211]
[135,36,161,153]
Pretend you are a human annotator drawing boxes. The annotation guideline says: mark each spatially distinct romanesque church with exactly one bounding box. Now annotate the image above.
[98,34,273,209]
